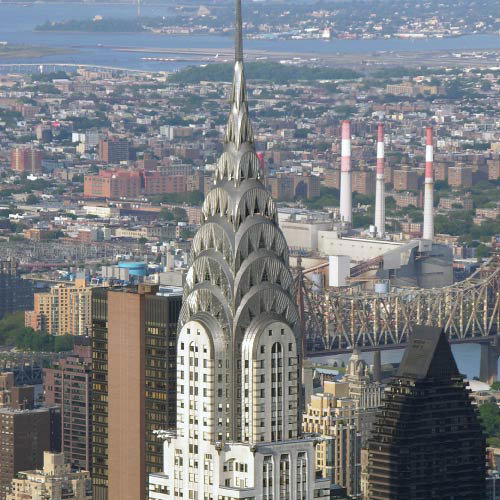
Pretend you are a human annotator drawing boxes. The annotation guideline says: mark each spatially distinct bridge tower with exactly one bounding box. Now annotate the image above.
[479,337,500,384]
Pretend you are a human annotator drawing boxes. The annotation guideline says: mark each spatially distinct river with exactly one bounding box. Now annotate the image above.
[307,343,484,381]
[3,4,500,71]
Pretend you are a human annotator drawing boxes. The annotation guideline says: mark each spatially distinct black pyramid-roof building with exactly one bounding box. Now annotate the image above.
[367,325,486,500]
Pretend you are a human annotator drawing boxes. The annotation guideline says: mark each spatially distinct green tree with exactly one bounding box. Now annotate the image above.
[26,194,39,205]
[479,401,500,440]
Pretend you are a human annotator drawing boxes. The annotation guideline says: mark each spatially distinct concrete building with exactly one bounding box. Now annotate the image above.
[149,4,331,499]
[318,233,402,263]
[25,278,92,336]
[91,285,182,500]
[0,260,33,320]
[392,191,420,208]
[98,139,129,164]
[367,326,486,500]
[43,339,92,471]
[303,385,360,498]
[0,406,61,500]
[6,452,91,500]
[433,161,449,181]
[281,218,332,252]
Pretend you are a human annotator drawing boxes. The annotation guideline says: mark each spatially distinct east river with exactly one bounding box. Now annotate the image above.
[3,3,500,72]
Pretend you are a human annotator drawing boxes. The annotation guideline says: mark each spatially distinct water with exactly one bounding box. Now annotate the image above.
[309,343,482,380]
[3,4,500,70]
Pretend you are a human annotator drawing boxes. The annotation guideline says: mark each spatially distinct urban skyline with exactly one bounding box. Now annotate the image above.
[0,0,498,499]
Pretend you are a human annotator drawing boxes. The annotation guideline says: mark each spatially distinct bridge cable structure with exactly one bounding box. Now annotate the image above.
[294,256,500,354]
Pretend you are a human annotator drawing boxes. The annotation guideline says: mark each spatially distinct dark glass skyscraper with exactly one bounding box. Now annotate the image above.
[367,326,486,500]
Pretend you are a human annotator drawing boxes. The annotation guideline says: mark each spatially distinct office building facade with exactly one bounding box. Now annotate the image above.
[0,406,61,500]
[44,339,92,471]
[91,285,181,500]
[367,326,486,500]
[0,260,34,320]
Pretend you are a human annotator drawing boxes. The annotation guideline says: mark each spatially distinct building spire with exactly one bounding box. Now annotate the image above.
[224,0,254,149]
[235,0,243,63]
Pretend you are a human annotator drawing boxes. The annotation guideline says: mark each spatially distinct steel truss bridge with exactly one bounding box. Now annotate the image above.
[294,256,500,354]
[0,63,153,75]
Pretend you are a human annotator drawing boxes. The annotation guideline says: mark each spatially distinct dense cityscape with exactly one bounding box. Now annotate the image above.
[1,0,500,499]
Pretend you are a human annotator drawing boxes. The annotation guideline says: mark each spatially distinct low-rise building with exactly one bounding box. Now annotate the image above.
[6,452,91,500]
[303,387,360,498]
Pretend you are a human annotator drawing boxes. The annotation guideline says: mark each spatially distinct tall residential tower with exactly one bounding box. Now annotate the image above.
[149,2,331,499]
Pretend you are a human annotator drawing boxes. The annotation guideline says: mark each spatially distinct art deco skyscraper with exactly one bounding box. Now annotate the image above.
[149,2,331,499]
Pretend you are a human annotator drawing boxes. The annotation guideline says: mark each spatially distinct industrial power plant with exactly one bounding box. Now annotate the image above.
[282,121,453,292]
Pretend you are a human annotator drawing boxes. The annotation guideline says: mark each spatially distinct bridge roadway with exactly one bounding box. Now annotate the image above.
[299,256,500,382]
[0,62,154,74]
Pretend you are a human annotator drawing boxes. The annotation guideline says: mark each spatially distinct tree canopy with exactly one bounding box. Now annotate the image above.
[0,312,74,353]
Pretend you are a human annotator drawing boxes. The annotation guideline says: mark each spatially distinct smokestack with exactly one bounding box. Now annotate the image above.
[423,126,434,241]
[374,123,385,238]
[339,120,352,226]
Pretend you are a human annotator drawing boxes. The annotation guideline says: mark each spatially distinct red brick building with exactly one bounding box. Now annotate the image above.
[142,171,187,195]
[44,340,92,471]
[84,169,142,199]
[98,139,130,164]
[10,148,42,173]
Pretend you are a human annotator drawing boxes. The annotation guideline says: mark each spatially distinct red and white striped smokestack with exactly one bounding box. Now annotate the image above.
[339,120,352,225]
[423,126,434,241]
[374,123,385,238]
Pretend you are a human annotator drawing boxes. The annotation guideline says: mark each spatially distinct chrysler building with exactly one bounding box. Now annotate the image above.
[149,1,331,498]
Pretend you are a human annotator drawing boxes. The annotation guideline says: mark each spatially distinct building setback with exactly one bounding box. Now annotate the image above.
[367,326,486,500]
[6,451,91,500]
[44,339,92,471]
[91,285,181,500]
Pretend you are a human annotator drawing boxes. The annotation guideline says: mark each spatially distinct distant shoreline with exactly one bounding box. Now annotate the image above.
[0,45,75,59]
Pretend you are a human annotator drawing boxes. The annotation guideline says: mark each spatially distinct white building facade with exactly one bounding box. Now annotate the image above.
[149,2,330,499]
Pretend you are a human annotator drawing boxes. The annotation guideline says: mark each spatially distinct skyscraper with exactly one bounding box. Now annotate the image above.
[44,339,92,471]
[0,404,61,500]
[91,285,181,500]
[367,326,486,500]
[0,260,34,320]
[148,3,331,499]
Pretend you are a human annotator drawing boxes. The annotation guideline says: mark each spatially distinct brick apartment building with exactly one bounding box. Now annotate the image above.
[44,339,92,471]
[10,148,42,173]
[98,139,130,164]
[84,169,190,199]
